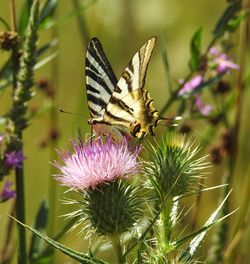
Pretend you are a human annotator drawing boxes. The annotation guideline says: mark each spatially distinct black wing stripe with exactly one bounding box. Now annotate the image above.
[109,96,134,115]
[89,107,102,117]
[86,58,101,76]
[87,74,113,95]
[87,93,107,109]
[105,110,131,124]
[86,56,114,95]
[86,83,100,94]
[88,38,117,87]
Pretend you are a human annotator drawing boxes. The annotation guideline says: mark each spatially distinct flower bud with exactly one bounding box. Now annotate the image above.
[145,133,208,198]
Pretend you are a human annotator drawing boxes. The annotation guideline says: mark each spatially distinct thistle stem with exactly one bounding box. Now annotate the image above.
[110,234,123,264]
[159,198,174,253]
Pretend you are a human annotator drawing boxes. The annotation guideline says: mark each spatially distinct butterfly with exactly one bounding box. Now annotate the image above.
[85,37,178,142]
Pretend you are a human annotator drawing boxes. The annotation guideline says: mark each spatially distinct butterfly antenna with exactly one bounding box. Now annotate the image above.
[158,115,182,127]
[60,109,86,118]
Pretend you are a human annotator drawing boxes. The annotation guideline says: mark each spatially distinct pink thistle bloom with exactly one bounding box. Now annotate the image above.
[178,75,203,96]
[5,150,25,168]
[195,95,212,116]
[209,47,239,73]
[0,181,16,202]
[53,137,141,189]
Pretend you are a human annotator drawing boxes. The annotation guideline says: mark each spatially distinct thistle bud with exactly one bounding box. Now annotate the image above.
[145,133,208,198]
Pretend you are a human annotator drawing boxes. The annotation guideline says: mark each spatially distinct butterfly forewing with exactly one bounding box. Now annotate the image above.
[86,38,117,117]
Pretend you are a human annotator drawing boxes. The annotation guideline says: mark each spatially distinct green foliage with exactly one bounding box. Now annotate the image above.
[29,200,49,262]
[213,1,242,37]
[10,0,40,133]
[189,28,203,71]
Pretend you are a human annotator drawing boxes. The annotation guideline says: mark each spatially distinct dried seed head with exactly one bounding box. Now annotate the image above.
[49,128,59,141]
[0,31,19,51]
[37,78,55,97]
[215,80,231,94]
[221,131,234,155]
[179,124,192,134]
[210,146,223,165]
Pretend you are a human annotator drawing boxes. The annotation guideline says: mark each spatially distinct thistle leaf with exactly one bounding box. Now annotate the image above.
[176,190,236,260]
[10,216,106,264]
[29,200,49,261]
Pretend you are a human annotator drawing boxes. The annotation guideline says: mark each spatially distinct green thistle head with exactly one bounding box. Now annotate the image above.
[82,180,144,236]
[145,132,209,199]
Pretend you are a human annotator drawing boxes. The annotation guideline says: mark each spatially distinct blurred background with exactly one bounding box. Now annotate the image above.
[0,0,249,263]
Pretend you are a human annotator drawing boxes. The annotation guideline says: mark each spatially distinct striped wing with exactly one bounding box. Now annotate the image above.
[85,38,117,118]
[102,37,159,138]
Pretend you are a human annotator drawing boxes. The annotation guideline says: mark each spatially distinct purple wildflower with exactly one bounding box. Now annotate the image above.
[178,75,203,96]
[0,181,16,202]
[195,95,212,116]
[5,150,26,168]
[209,47,239,73]
[53,137,141,189]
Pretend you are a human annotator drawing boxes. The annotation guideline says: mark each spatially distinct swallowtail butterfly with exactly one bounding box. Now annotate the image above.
[85,37,175,142]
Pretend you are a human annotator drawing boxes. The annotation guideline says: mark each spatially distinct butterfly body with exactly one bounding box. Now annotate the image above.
[89,122,124,142]
[85,37,162,140]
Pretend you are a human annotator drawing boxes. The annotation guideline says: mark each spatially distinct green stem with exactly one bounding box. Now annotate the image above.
[71,0,90,44]
[15,144,27,264]
[110,234,123,264]
[47,19,59,238]
[208,3,247,262]
[9,0,27,263]
[159,198,174,254]
[10,0,18,90]
[8,1,40,263]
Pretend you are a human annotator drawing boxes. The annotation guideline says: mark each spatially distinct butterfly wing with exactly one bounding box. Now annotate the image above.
[103,37,159,138]
[85,38,117,118]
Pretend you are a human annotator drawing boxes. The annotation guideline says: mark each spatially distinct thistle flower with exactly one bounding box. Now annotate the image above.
[5,150,25,168]
[53,137,144,237]
[208,47,239,73]
[195,95,212,116]
[53,137,140,189]
[178,75,203,96]
[0,181,16,202]
[145,133,209,198]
